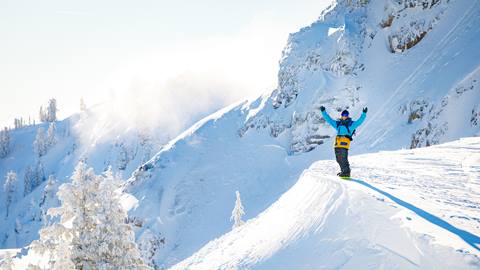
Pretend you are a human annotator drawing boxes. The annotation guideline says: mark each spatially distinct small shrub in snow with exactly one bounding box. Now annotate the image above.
[230,191,246,229]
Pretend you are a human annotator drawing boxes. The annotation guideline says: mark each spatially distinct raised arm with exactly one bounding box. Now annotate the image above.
[350,107,368,129]
[320,106,337,128]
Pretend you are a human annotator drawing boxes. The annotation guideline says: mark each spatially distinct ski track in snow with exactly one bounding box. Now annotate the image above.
[171,138,480,270]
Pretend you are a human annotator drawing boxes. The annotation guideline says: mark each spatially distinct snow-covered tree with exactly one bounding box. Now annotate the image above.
[0,251,15,270]
[23,162,45,196]
[3,171,17,217]
[80,98,87,112]
[13,118,24,129]
[116,141,131,171]
[138,131,154,163]
[33,224,74,270]
[34,123,56,156]
[31,162,150,270]
[40,175,56,206]
[35,161,46,187]
[138,230,164,268]
[230,190,246,229]
[47,122,57,147]
[39,99,57,123]
[24,165,35,196]
[33,127,47,157]
[0,127,10,158]
[47,99,57,122]
[39,106,47,122]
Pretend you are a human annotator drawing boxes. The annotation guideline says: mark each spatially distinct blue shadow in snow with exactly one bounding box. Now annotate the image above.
[351,179,480,252]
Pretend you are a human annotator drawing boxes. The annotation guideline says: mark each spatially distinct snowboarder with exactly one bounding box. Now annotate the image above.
[320,106,368,178]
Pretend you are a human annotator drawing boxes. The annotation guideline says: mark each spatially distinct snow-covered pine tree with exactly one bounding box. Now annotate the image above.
[40,175,56,206]
[3,171,17,217]
[34,161,46,191]
[32,223,75,270]
[46,99,57,122]
[85,167,150,269]
[31,162,151,270]
[33,127,47,157]
[23,165,35,196]
[0,251,15,270]
[28,197,40,222]
[230,190,246,229]
[138,131,153,163]
[0,127,10,158]
[39,106,47,123]
[137,229,164,268]
[46,122,57,147]
[117,143,130,171]
[80,98,87,112]
[13,118,23,129]
[23,162,45,196]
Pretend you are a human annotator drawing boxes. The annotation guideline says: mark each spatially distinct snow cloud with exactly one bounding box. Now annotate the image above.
[75,17,289,145]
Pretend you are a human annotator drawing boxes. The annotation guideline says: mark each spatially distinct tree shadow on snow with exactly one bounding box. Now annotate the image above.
[350,179,480,253]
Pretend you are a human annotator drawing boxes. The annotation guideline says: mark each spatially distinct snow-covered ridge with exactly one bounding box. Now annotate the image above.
[239,0,479,154]
[124,0,480,268]
[0,105,166,249]
[1,0,480,268]
[171,137,480,269]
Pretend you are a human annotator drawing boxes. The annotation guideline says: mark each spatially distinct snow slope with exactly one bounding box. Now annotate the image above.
[171,137,480,270]
[1,0,480,268]
[124,0,480,267]
[0,105,166,248]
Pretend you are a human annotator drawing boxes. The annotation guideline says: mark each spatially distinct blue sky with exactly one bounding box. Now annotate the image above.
[0,0,331,127]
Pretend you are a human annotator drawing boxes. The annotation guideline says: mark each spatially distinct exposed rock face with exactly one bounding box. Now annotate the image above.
[472,105,480,127]
[241,0,369,154]
[410,74,479,149]
[239,0,458,154]
[382,0,448,53]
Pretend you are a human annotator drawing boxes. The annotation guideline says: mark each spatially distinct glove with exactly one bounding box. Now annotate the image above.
[363,107,368,113]
[320,106,326,112]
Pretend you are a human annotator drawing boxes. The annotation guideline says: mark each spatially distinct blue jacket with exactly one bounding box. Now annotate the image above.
[321,110,366,136]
